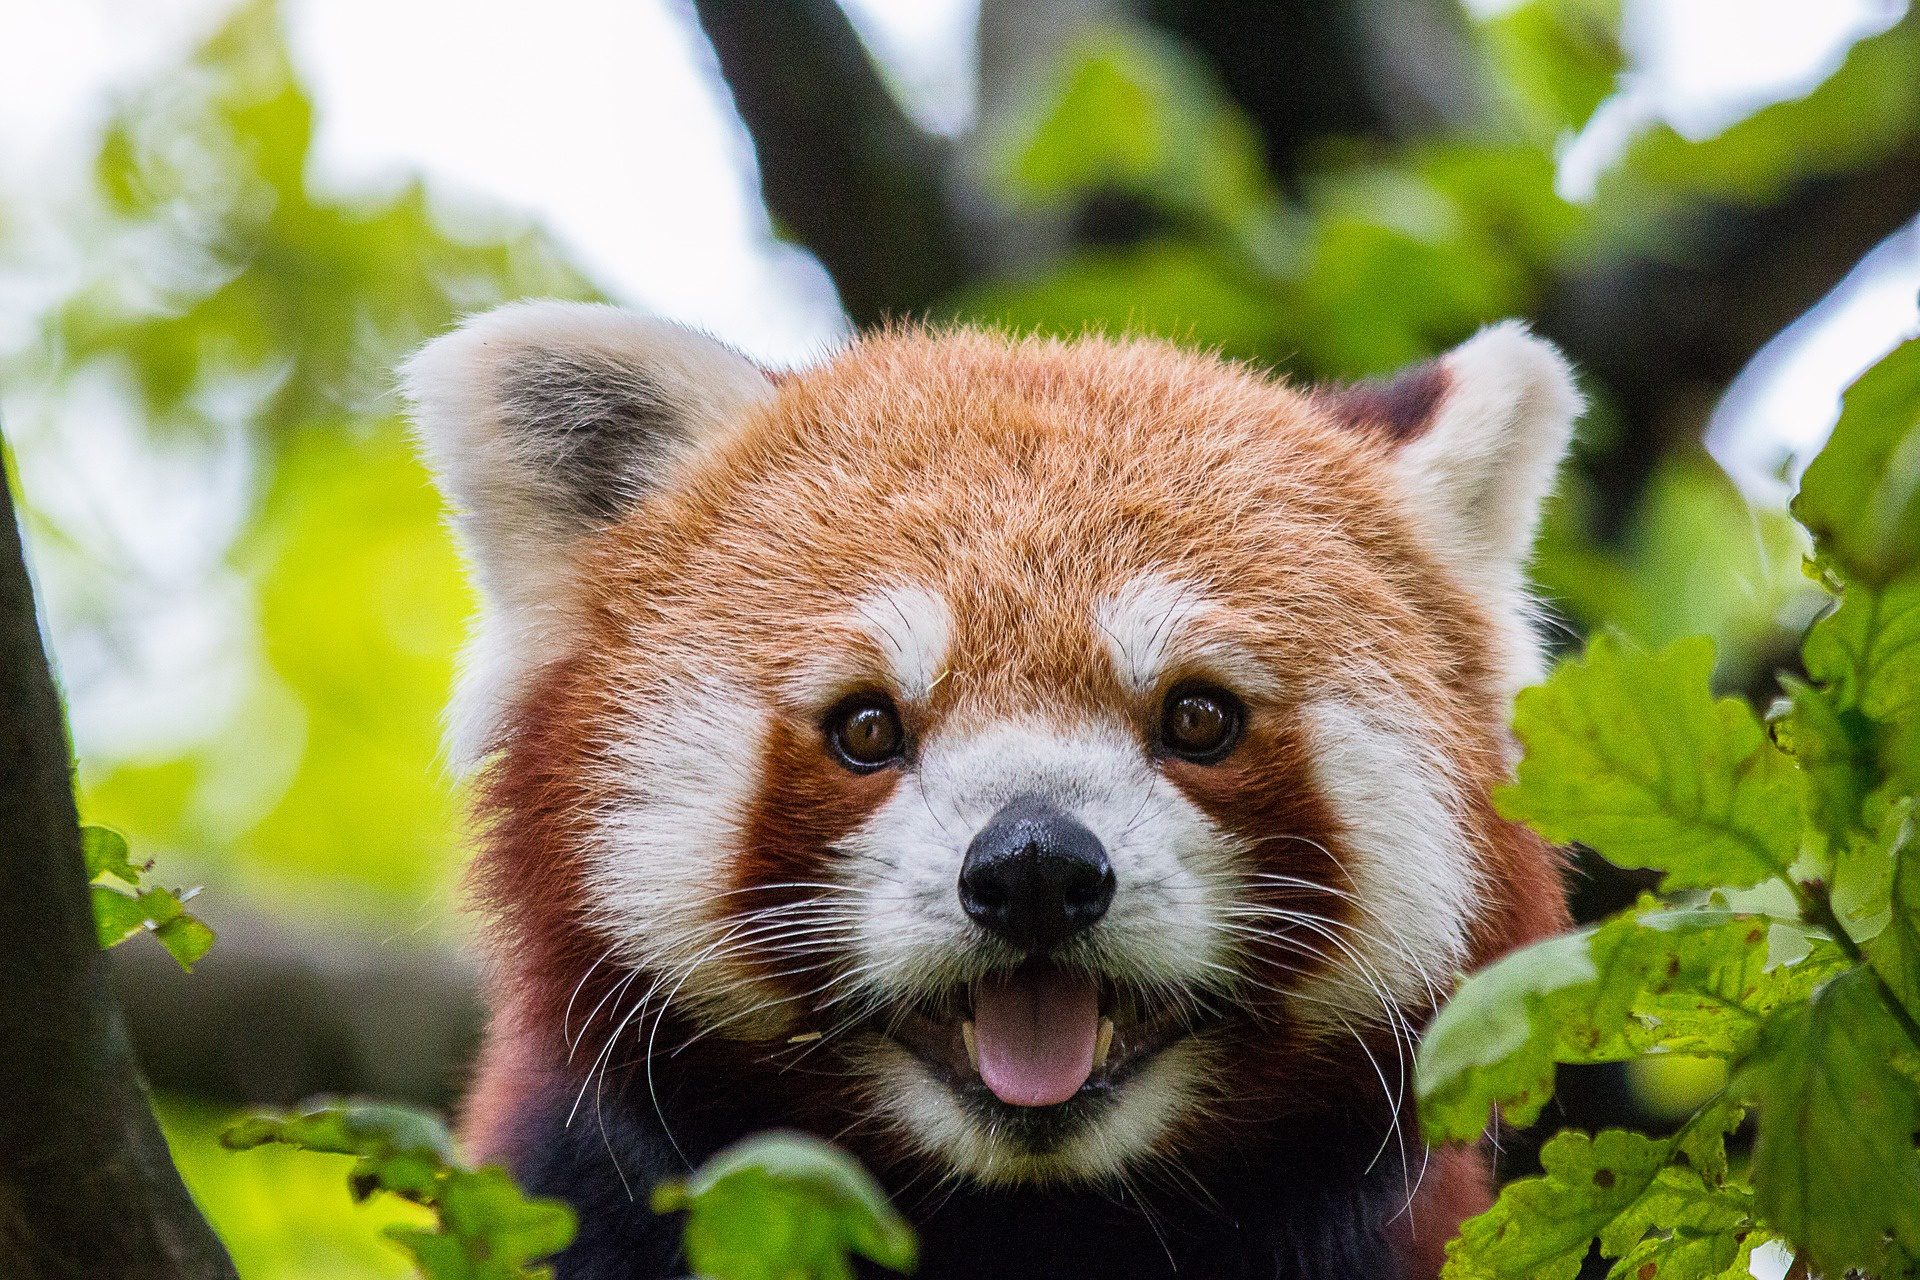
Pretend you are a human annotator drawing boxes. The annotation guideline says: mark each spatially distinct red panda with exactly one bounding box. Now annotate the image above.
[404,305,1577,1280]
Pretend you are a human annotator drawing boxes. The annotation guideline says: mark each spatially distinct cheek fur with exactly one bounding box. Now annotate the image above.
[731,714,901,1000]
[1298,699,1480,1013]
[1161,715,1358,1004]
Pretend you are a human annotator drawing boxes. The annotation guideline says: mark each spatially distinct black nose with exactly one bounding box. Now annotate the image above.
[959,794,1115,953]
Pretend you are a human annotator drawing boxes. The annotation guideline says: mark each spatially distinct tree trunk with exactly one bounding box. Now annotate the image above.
[0,438,236,1279]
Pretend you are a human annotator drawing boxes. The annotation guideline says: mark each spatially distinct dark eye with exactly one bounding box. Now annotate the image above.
[825,696,906,771]
[1159,684,1243,763]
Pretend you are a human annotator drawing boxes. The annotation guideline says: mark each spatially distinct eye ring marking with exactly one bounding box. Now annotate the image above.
[1158,682,1244,764]
[824,694,908,772]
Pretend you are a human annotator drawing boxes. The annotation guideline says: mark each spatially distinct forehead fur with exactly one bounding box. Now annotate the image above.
[575,328,1500,723]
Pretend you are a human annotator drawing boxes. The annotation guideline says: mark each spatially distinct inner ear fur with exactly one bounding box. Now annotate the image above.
[1321,321,1582,579]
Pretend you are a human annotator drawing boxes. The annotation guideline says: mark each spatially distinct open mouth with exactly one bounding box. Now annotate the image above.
[881,960,1201,1111]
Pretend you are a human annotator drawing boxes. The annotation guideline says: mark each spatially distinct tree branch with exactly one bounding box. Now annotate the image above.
[687,0,974,325]
[0,439,236,1278]
[110,905,482,1112]
[1541,137,1920,535]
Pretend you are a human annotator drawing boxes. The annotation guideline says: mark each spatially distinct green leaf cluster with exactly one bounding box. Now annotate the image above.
[221,1100,576,1280]
[84,824,215,970]
[1417,337,1920,1278]
[967,7,1920,384]
[651,1132,917,1280]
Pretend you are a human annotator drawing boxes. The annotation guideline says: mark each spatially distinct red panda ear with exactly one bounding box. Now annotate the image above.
[1323,322,1582,691]
[401,300,773,761]
[1324,321,1580,579]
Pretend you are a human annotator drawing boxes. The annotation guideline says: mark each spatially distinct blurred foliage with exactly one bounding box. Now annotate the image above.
[9,0,597,915]
[960,8,1903,374]
[1481,0,1624,137]
[1533,454,1811,688]
[1602,16,1920,214]
[957,2,1917,686]
[223,1100,576,1279]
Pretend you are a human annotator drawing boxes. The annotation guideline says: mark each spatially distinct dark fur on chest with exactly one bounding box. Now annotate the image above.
[504,1061,1415,1280]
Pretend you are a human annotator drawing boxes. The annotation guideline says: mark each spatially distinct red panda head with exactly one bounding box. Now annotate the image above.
[406,305,1577,1186]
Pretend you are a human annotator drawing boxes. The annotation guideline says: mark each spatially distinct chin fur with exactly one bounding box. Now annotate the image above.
[851,1033,1214,1187]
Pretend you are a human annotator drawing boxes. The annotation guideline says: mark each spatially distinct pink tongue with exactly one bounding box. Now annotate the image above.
[970,967,1100,1107]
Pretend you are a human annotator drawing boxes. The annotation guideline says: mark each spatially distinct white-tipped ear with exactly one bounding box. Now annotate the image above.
[402,300,773,762]
[1390,321,1582,582]
[1323,321,1581,694]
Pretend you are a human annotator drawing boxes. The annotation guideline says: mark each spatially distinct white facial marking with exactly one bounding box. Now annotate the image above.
[849,584,953,701]
[783,584,954,708]
[1293,699,1478,1022]
[583,676,778,1030]
[835,717,1241,1177]
[1096,574,1212,694]
[1095,573,1278,699]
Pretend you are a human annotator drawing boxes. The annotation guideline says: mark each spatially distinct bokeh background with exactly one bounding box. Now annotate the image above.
[3,0,1918,1275]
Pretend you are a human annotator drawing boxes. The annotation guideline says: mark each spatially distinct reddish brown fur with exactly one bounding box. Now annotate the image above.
[458,327,1568,1259]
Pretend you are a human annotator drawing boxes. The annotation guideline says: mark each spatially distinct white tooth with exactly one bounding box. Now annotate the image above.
[1093,1017,1114,1071]
[962,1020,979,1072]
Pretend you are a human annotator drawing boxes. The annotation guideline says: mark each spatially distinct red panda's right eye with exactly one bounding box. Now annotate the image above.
[825,697,906,771]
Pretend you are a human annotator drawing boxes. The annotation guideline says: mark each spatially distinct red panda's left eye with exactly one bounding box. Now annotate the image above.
[1159,684,1244,763]
[825,697,906,771]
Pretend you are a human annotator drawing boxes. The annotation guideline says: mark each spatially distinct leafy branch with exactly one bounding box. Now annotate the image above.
[222,1100,577,1280]
[1417,337,1920,1279]
[225,1109,917,1280]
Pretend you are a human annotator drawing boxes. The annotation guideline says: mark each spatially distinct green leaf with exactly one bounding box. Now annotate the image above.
[653,1132,916,1280]
[1418,907,1831,1141]
[90,885,156,949]
[1481,0,1625,136]
[1803,571,1920,726]
[82,824,215,970]
[149,909,218,970]
[1603,1212,1755,1280]
[1598,1164,1752,1280]
[432,1167,578,1275]
[1497,633,1805,892]
[1443,1128,1670,1280]
[1866,819,1920,1032]
[223,1099,574,1279]
[1775,676,1878,853]
[1739,967,1920,1278]
[1794,336,1920,588]
[82,824,142,882]
[1444,1103,1749,1280]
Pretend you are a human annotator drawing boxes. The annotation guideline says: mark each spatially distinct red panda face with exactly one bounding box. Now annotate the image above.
[407,308,1577,1186]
